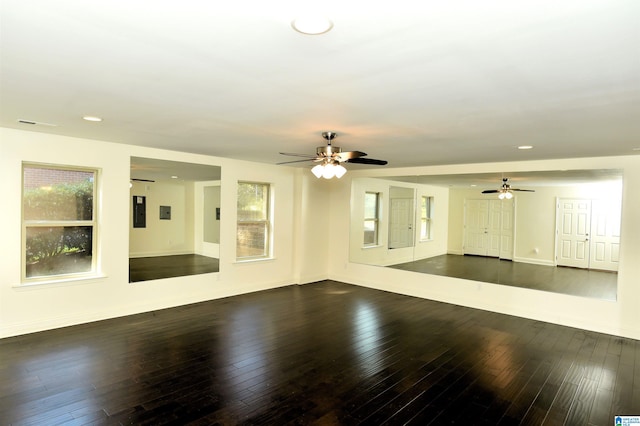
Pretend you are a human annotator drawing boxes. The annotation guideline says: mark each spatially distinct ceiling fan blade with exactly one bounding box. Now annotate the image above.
[276,158,318,165]
[347,157,388,165]
[512,189,535,192]
[336,150,367,161]
[481,190,500,193]
[131,178,155,182]
[279,152,318,158]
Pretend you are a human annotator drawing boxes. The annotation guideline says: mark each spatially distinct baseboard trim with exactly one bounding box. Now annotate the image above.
[129,251,193,259]
[512,256,555,267]
[447,249,465,256]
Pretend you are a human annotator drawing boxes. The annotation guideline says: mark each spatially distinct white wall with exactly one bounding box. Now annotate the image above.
[129,180,195,257]
[349,178,449,266]
[330,156,640,340]
[446,182,623,266]
[415,184,449,261]
[2,126,639,341]
[0,127,324,338]
[292,170,332,284]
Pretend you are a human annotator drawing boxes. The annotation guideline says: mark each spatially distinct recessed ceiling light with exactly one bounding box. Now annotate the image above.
[291,16,333,35]
[518,145,533,150]
[82,116,103,122]
[171,175,178,179]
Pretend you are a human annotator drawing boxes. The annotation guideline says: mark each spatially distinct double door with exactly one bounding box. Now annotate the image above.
[464,199,514,259]
[556,198,620,271]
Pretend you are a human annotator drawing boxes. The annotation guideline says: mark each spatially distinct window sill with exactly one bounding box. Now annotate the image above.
[362,244,383,250]
[13,274,108,290]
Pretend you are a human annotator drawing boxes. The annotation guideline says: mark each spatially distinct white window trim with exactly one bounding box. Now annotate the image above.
[420,195,434,242]
[21,163,101,284]
[363,191,380,247]
[236,181,272,261]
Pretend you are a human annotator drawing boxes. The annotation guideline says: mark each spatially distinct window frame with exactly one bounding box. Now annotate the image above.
[363,191,381,247]
[236,181,272,261]
[21,163,100,284]
[420,195,434,241]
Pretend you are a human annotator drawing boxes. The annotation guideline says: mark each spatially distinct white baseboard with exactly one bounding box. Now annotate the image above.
[445,251,555,267]
[129,250,193,258]
[512,256,555,267]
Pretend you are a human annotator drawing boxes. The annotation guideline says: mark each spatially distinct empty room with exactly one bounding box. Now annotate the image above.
[1,1,639,425]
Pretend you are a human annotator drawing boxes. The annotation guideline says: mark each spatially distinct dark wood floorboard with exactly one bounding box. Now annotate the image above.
[389,254,618,300]
[129,254,219,282]
[1,281,638,425]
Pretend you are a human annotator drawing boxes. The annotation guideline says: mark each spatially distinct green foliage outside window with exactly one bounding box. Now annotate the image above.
[23,179,94,278]
[23,180,94,221]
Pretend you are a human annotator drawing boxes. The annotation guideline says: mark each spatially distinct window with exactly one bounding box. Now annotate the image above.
[364,192,380,246]
[420,196,434,240]
[22,164,98,282]
[237,182,271,259]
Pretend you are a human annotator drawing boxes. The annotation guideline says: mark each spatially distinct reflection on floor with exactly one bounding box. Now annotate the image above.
[389,254,617,300]
[129,254,219,282]
[2,281,637,424]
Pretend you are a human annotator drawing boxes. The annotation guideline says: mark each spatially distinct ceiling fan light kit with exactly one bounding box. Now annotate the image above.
[312,162,347,179]
[278,131,388,179]
[482,178,535,198]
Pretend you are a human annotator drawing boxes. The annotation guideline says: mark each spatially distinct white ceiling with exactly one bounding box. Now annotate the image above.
[381,169,623,187]
[1,1,639,169]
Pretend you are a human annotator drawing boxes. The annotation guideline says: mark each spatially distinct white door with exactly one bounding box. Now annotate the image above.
[464,200,490,256]
[497,199,514,260]
[487,200,503,258]
[556,199,591,268]
[589,200,620,271]
[389,198,414,249]
[464,199,514,258]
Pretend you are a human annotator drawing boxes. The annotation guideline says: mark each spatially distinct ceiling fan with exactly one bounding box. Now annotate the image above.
[482,178,534,199]
[278,131,388,179]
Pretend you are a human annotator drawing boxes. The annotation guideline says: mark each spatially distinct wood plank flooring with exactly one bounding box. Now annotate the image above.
[129,254,219,282]
[1,280,638,425]
[389,254,618,301]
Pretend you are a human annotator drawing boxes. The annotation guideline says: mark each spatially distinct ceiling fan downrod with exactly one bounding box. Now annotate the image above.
[318,131,341,159]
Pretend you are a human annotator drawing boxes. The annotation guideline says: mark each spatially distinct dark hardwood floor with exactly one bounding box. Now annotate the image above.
[1,281,638,425]
[389,254,618,301]
[129,254,219,282]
